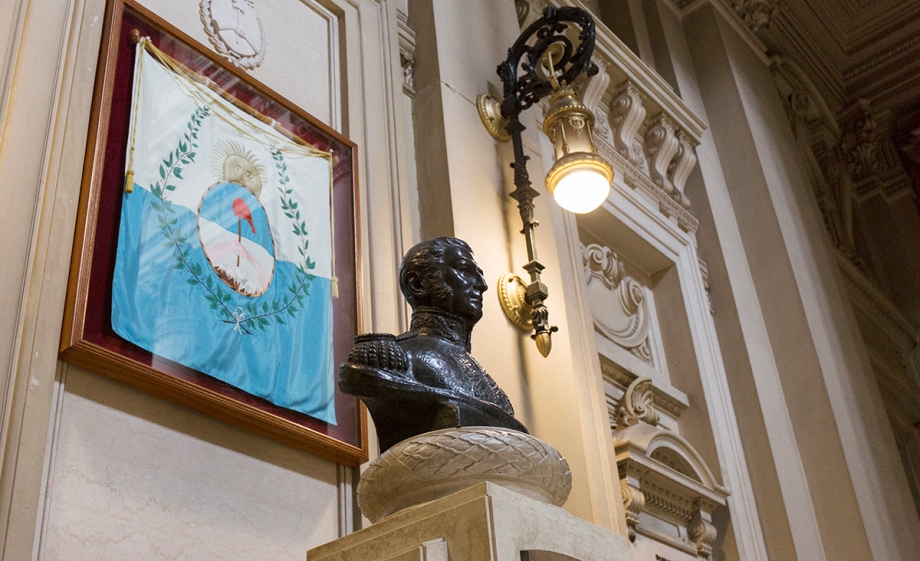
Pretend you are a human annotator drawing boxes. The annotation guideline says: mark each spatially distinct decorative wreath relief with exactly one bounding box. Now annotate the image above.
[199,0,267,70]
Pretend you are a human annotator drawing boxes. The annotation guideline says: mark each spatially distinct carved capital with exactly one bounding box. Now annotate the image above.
[667,130,697,209]
[614,377,660,429]
[610,81,647,165]
[644,113,680,196]
[838,101,880,181]
[729,0,780,33]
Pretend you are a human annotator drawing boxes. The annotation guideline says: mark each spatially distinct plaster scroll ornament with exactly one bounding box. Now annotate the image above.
[515,0,530,27]
[594,108,612,144]
[667,130,696,209]
[614,376,660,429]
[610,81,647,166]
[200,0,267,70]
[582,243,653,363]
[644,113,680,199]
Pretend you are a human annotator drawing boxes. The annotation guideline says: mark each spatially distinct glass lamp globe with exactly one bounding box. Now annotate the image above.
[542,86,614,214]
[551,166,612,213]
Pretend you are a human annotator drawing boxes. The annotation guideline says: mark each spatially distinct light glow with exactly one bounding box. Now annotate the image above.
[552,169,610,213]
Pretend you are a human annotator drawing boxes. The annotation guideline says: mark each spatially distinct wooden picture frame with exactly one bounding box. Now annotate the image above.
[60,0,367,466]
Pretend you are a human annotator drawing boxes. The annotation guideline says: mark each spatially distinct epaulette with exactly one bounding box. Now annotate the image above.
[345,333,409,372]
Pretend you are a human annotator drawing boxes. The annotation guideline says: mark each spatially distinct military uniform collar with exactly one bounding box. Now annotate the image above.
[409,307,473,352]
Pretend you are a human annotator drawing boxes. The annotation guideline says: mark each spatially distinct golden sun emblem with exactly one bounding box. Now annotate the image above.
[211,140,268,200]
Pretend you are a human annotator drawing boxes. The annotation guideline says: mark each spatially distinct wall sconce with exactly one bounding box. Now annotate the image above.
[477,6,611,357]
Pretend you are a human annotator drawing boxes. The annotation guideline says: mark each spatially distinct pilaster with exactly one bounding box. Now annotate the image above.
[682,4,920,560]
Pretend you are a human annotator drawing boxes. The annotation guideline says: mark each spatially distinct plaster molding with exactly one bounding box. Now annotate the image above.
[582,57,610,114]
[529,1,706,220]
[698,257,714,315]
[614,420,730,557]
[613,377,660,429]
[836,251,918,354]
[644,113,680,201]
[396,9,415,97]
[844,33,920,82]
[600,359,690,422]
[555,0,707,141]
[620,478,646,528]
[608,81,647,166]
[589,110,700,232]
[667,130,697,209]
[726,0,781,34]
[838,99,880,182]
[582,243,653,363]
[688,507,718,557]
[199,0,267,70]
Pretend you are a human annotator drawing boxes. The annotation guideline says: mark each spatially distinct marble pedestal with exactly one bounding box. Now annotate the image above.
[307,482,631,561]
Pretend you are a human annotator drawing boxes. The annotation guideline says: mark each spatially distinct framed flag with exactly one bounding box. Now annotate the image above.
[60,0,367,466]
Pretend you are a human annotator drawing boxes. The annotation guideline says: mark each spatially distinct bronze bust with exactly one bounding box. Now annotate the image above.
[339,237,527,451]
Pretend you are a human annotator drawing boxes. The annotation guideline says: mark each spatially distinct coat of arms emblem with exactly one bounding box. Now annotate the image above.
[200,0,266,69]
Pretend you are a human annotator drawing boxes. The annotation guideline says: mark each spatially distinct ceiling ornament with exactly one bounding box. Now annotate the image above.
[728,0,781,33]
[838,100,880,182]
[200,0,267,70]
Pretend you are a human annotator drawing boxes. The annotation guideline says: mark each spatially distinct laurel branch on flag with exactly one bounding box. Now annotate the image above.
[150,105,316,335]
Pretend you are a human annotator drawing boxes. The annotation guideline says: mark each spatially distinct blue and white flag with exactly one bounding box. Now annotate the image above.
[112,40,337,424]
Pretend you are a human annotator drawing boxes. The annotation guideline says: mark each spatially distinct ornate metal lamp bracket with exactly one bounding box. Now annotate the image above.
[478,6,598,357]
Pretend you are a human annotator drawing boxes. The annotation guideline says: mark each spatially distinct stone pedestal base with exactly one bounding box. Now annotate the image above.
[307,482,631,561]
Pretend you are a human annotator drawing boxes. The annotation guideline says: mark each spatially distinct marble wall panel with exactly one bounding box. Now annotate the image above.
[40,368,340,561]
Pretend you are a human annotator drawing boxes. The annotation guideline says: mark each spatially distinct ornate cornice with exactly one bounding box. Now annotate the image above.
[836,251,918,353]
[844,33,920,82]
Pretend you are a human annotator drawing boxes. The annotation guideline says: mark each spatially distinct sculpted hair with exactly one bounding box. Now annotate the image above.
[399,237,472,309]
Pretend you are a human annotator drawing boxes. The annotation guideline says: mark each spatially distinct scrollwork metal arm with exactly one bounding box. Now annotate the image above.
[493,6,598,355]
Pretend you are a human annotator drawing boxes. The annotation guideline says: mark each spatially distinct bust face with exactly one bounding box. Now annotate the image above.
[434,245,488,324]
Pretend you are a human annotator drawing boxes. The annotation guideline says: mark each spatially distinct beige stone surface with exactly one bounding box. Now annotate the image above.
[309,482,631,561]
[40,369,340,561]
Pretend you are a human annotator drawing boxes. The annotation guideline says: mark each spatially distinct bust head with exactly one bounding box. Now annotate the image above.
[399,237,488,324]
